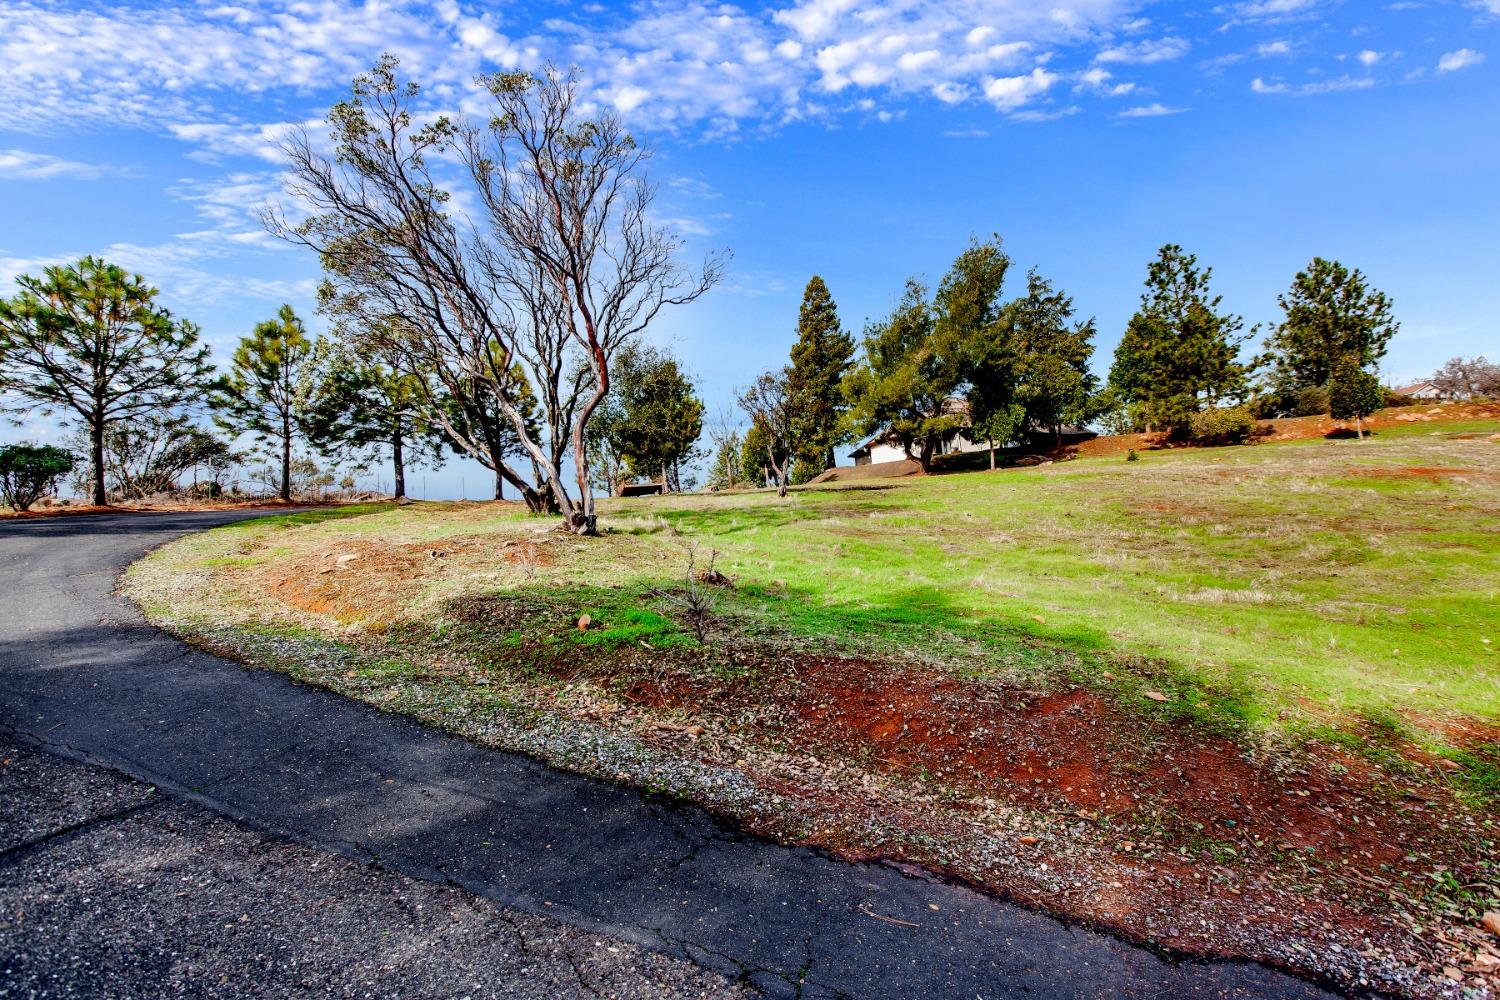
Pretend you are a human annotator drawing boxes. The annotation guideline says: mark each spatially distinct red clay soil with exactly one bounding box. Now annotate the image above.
[588,644,1497,996]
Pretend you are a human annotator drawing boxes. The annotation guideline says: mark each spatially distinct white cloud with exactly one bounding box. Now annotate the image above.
[1437,48,1485,72]
[1357,50,1383,66]
[1095,36,1190,64]
[1258,40,1292,56]
[1216,0,1323,25]
[1118,102,1187,117]
[982,68,1057,110]
[0,149,105,180]
[1252,74,1375,94]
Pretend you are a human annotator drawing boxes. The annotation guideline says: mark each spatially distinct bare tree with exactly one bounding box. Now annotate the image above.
[737,369,796,498]
[466,67,723,532]
[267,56,723,533]
[705,406,743,489]
[1430,356,1500,400]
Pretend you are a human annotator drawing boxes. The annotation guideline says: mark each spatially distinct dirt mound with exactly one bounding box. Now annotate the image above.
[807,459,922,484]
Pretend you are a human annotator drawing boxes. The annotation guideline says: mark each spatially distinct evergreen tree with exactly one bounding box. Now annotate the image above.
[0,443,76,512]
[0,257,212,505]
[843,241,1000,473]
[1329,354,1384,440]
[607,345,705,492]
[1008,270,1099,446]
[787,276,855,471]
[302,340,442,499]
[1108,245,1249,434]
[1263,258,1397,399]
[210,305,314,501]
[740,422,772,487]
[937,237,1014,467]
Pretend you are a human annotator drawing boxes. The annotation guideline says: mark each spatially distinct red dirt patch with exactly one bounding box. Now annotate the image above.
[1354,465,1499,483]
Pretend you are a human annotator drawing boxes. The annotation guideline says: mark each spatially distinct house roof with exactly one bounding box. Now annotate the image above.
[1395,380,1439,395]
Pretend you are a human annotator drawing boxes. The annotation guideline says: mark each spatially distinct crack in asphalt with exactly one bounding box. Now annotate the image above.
[0,795,163,869]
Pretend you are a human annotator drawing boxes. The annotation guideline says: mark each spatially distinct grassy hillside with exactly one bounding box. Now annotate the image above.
[138,414,1499,733]
[125,411,1500,997]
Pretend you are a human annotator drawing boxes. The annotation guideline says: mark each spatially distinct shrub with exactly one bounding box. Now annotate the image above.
[1189,405,1258,446]
[0,443,77,511]
[1126,449,1140,462]
[1290,385,1330,417]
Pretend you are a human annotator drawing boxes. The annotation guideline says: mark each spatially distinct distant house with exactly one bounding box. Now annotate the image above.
[848,397,1092,466]
[849,398,986,466]
[1394,380,1446,400]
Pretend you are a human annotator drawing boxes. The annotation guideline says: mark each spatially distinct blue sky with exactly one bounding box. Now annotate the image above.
[2,0,1497,496]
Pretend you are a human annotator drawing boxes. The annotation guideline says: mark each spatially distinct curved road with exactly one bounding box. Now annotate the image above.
[1,510,1342,999]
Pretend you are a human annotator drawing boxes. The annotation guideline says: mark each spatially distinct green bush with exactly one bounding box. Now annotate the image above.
[1125,449,1140,462]
[0,443,76,511]
[1290,385,1330,417]
[1189,405,1258,446]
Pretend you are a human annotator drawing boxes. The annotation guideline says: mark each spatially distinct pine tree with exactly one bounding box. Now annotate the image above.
[1263,258,1397,400]
[843,239,1004,473]
[302,340,443,499]
[787,276,855,471]
[210,305,314,501]
[0,257,212,505]
[606,344,705,492]
[1008,270,1099,447]
[1108,245,1249,435]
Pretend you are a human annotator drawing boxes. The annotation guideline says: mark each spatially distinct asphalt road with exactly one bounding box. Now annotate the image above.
[0,510,1344,999]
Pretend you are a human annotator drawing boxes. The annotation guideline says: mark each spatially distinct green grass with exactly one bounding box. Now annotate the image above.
[131,424,1500,741]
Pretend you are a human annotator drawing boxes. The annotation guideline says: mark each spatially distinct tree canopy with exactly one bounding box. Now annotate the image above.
[302,339,443,499]
[275,56,722,532]
[1329,354,1384,439]
[211,305,314,502]
[787,276,855,473]
[1263,257,1397,399]
[0,257,212,505]
[605,344,705,492]
[0,443,75,511]
[1108,244,1249,434]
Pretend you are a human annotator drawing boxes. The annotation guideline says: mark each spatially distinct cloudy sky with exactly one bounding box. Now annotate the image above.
[2,0,1497,495]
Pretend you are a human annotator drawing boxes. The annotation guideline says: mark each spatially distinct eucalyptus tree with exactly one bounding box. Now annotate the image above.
[0,257,212,505]
[269,56,723,532]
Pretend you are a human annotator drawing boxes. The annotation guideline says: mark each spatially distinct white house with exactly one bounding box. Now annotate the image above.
[1394,380,1446,400]
[848,398,990,466]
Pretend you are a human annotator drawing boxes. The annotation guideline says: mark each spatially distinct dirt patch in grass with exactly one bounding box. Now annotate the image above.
[1354,466,1500,483]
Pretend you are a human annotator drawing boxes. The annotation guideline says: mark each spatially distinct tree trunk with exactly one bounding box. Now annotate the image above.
[988,440,996,471]
[279,419,292,502]
[89,414,107,506]
[918,439,935,474]
[1356,416,1364,440]
[495,472,505,501]
[391,430,406,499]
